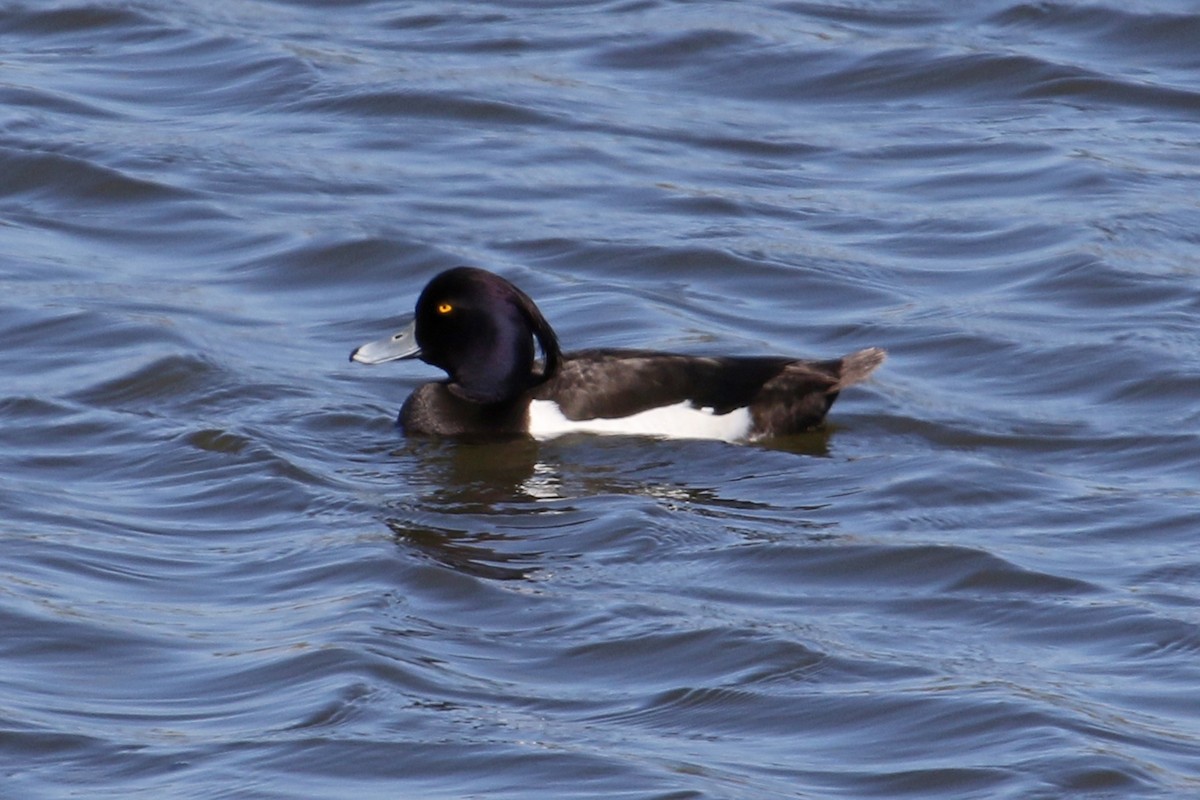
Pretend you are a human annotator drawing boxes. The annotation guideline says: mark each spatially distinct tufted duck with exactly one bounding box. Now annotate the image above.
[351,266,884,440]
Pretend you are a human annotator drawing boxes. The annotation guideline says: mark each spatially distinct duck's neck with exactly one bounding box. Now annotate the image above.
[446,313,535,403]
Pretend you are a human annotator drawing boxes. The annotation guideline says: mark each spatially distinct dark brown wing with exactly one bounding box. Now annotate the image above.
[532,349,829,421]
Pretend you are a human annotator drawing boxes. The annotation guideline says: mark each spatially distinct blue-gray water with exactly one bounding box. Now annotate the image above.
[3,1,1199,798]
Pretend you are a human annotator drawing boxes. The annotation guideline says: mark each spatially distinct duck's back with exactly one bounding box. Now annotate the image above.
[532,347,883,439]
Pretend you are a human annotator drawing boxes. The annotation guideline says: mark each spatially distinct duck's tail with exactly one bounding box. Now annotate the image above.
[836,347,886,389]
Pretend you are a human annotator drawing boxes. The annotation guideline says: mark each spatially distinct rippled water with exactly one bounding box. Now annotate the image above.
[3,1,1199,797]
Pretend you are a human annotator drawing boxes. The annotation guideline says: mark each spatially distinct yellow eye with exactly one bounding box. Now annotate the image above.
[437,302,453,314]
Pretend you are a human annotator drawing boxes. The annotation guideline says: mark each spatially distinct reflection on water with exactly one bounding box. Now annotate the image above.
[386,520,543,581]
[378,429,845,580]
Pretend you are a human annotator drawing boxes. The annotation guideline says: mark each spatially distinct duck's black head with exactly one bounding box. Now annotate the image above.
[351,267,561,404]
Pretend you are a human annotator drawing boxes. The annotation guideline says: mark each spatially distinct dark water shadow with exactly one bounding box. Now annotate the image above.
[756,426,834,457]
[383,518,541,581]
[380,436,548,580]
[378,426,843,581]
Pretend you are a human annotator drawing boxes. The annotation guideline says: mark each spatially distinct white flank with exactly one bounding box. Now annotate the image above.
[528,399,753,442]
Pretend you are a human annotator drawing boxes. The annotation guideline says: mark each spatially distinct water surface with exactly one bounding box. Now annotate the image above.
[2,1,1199,798]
